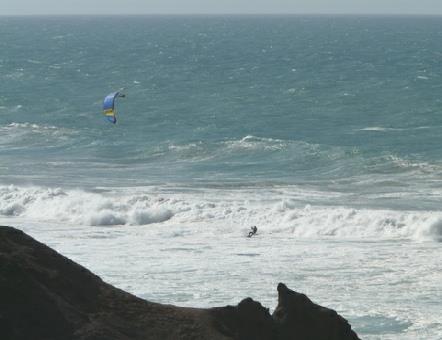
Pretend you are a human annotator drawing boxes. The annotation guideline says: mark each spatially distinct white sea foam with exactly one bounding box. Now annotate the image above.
[167,136,300,158]
[6,122,57,130]
[4,71,24,80]
[1,184,441,242]
[27,59,43,64]
[359,127,400,132]
[0,185,174,227]
[384,154,438,173]
[223,135,288,152]
[0,123,77,146]
[414,216,442,242]
[358,126,431,132]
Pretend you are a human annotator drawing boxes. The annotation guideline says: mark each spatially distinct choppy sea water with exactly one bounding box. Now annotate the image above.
[0,15,441,338]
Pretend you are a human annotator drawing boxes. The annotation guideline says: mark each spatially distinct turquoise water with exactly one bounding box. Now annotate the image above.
[1,16,442,338]
[2,16,442,203]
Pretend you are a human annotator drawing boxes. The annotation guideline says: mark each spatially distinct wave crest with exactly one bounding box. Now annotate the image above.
[1,185,441,242]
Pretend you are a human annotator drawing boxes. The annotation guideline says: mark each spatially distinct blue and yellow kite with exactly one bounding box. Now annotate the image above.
[103,91,125,124]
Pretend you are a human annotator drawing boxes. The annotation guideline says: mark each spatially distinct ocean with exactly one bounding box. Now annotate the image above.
[0,15,441,338]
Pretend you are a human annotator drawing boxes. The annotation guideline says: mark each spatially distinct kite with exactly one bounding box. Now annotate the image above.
[102,91,125,124]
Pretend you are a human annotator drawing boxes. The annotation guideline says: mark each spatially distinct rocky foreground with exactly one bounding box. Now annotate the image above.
[0,226,360,340]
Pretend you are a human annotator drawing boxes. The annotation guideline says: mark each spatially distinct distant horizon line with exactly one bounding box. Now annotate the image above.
[1,13,442,17]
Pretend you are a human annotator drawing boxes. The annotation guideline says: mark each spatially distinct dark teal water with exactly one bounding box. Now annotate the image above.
[1,15,442,208]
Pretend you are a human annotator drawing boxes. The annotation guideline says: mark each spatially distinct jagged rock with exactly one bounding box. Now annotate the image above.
[210,298,276,339]
[0,226,360,340]
[273,283,360,340]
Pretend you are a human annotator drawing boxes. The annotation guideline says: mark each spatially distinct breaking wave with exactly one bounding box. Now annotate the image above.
[1,184,441,241]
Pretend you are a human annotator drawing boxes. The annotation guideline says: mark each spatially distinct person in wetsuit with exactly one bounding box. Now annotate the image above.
[247,226,258,237]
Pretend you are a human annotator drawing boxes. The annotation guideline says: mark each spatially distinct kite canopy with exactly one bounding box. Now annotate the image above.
[102,92,120,124]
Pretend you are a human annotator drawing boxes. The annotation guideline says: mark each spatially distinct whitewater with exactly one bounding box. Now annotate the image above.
[1,15,441,338]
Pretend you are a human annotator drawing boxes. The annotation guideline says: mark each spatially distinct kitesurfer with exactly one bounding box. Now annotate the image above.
[247,226,258,237]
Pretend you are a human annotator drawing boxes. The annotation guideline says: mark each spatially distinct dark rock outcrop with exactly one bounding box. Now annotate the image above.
[210,298,276,340]
[273,283,360,340]
[0,226,360,340]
